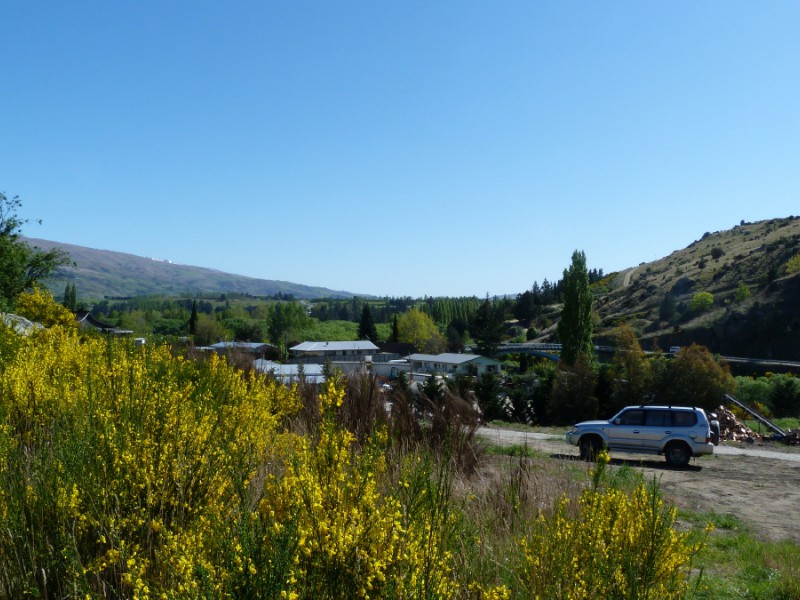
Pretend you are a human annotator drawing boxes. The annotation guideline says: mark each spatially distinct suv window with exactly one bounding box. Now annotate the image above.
[617,409,644,425]
[645,409,671,426]
[671,411,697,427]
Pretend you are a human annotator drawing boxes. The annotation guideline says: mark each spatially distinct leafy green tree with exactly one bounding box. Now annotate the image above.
[445,322,466,353]
[530,362,557,425]
[396,369,409,393]
[506,372,536,423]
[390,315,399,343]
[657,344,735,412]
[690,292,714,314]
[396,308,444,353]
[419,373,444,407]
[224,317,266,342]
[474,372,505,421]
[557,250,594,366]
[735,375,771,407]
[471,296,505,356]
[609,325,650,414]
[357,304,379,342]
[116,309,153,335]
[513,289,539,325]
[768,374,800,418]
[0,192,70,310]
[62,282,77,311]
[786,253,800,275]
[267,301,311,345]
[193,313,231,346]
[734,282,751,303]
[548,354,598,424]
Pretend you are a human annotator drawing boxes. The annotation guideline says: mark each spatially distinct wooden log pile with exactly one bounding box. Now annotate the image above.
[714,405,800,445]
[714,405,761,443]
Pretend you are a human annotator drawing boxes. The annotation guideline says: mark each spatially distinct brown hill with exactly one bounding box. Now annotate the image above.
[25,238,361,300]
[591,216,800,360]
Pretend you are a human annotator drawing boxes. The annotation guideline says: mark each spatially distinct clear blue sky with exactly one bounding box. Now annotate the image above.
[2,2,798,298]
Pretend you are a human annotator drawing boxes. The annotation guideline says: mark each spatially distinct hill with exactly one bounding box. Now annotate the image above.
[589,216,800,360]
[25,238,361,300]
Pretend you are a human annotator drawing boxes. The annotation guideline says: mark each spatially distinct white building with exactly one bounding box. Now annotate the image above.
[254,360,325,385]
[405,353,503,377]
[289,341,379,361]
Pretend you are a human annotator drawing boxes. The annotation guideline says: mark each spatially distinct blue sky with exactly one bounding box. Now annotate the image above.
[2,2,798,298]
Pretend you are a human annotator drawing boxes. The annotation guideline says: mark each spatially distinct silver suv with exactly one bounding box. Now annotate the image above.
[566,405,714,467]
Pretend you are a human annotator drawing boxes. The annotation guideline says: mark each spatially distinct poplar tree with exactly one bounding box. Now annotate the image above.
[471,295,505,357]
[62,282,77,311]
[189,300,198,335]
[557,250,594,366]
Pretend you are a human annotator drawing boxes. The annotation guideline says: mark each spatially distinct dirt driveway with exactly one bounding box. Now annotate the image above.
[478,427,800,543]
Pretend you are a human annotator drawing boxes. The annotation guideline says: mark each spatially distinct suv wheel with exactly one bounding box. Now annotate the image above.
[579,436,603,461]
[664,441,691,467]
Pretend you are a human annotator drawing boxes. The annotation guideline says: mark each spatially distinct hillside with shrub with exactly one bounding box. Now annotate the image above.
[572,216,800,360]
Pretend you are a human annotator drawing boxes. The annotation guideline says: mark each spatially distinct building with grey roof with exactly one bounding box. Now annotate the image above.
[289,340,379,361]
[405,353,503,377]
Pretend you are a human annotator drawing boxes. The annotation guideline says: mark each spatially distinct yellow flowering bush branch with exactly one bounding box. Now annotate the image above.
[518,474,710,599]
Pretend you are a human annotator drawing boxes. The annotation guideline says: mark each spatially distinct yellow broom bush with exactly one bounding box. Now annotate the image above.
[0,326,299,598]
[517,456,710,600]
[0,323,707,599]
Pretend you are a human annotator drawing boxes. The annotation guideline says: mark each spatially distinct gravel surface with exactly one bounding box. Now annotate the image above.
[477,426,800,542]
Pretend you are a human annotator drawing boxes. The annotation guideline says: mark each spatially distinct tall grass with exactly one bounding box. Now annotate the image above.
[681,512,800,600]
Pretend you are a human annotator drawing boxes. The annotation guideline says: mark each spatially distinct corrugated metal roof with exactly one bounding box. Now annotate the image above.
[290,341,379,352]
[406,353,482,365]
[210,341,273,350]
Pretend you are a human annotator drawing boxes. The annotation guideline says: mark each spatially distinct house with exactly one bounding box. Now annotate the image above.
[254,360,325,385]
[208,341,276,360]
[405,353,503,377]
[289,341,379,362]
[75,311,134,336]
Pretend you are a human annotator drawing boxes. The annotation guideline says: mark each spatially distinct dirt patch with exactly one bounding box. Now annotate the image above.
[617,453,800,543]
[478,427,800,543]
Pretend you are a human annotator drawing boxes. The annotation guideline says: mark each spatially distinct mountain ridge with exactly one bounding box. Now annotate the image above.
[25,238,363,300]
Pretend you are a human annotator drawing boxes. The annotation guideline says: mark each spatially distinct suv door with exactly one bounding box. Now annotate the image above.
[669,409,705,446]
[607,408,645,450]
[637,409,673,450]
